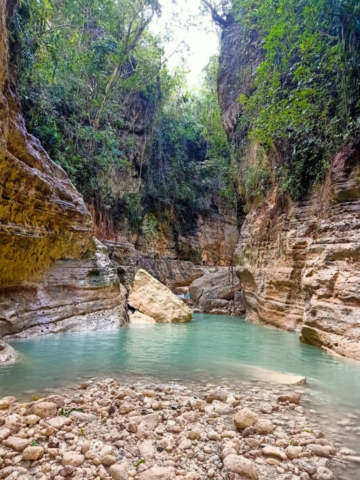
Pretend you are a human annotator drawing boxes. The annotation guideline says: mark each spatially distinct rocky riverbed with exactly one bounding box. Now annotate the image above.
[0,380,356,480]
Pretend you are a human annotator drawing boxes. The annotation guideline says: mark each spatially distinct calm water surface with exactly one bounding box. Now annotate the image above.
[1,314,360,477]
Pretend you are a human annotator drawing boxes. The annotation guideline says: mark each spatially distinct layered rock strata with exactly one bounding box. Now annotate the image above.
[189,267,244,316]
[219,14,360,360]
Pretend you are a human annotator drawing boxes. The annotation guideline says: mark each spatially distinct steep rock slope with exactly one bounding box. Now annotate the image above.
[0,0,126,344]
[219,16,360,360]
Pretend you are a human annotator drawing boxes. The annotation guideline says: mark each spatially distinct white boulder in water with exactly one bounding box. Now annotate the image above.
[129,269,192,323]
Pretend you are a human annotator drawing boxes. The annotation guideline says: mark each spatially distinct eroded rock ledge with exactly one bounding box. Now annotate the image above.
[0,379,350,480]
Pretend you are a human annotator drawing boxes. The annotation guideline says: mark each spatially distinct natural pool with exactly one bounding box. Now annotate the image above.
[1,314,360,477]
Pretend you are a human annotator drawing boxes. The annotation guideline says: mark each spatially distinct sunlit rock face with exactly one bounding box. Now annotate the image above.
[219,13,360,360]
[129,269,192,324]
[0,1,126,339]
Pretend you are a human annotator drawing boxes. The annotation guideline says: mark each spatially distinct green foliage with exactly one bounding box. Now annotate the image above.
[234,0,360,199]
[144,57,236,237]
[11,0,163,207]
[58,407,84,417]
[11,1,235,240]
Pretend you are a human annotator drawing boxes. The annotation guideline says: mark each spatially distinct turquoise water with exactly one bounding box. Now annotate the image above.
[2,314,359,478]
[1,314,359,409]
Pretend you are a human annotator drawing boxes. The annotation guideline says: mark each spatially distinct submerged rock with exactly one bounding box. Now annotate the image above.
[129,269,192,323]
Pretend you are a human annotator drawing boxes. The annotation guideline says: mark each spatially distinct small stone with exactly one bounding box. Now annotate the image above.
[102,455,117,466]
[286,446,302,459]
[223,454,259,479]
[277,393,301,405]
[262,445,287,461]
[234,408,258,429]
[254,419,273,435]
[206,390,228,404]
[30,402,57,419]
[25,415,41,426]
[0,428,11,441]
[22,446,44,461]
[109,464,129,480]
[0,400,9,410]
[152,402,162,411]
[315,467,334,480]
[62,452,85,467]
[2,436,30,451]
[307,444,334,457]
[69,411,96,422]
[208,431,221,441]
[187,429,201,440]
[260,403,272,414]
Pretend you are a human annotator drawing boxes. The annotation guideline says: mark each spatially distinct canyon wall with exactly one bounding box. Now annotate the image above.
[219,17,360,360]
[0,0,127,345]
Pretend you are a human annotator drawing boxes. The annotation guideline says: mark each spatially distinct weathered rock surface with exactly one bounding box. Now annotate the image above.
[235,142,360,359]
[189,267,244,315]
[129,269,192,323]
[218,12,360,360]
[0,3,127,339]
[1,239,127,339]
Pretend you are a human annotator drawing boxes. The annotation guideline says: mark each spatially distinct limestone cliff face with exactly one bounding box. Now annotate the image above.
[0,0,126,343]
[219,15,360,360]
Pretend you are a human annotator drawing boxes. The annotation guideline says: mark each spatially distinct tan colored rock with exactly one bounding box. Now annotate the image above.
[129,270,192,323]
[109,464,129,480]
[286,446,303,459]
[254,419,273,435]
[307,444,334,457]
[46,417,71,429]
[2,436,30,451]
[22,446,44,461]
[30,402,57,419]
[62,452,85,467]
[277,393,301,405]
[139,440,155,460]
[0,428,10,441]
[102,455,117,466]
[0,400,9,410]
[25,415,41,425]
[69,411,97,422]
[262,445,287,461]
[234,408,258,429]
[223,454,259,479]
[206,389,228,403]
[129,311,156,325]
[137,466,176,480]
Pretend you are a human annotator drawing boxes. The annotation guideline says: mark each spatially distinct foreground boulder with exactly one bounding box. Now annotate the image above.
[129,269,192,323]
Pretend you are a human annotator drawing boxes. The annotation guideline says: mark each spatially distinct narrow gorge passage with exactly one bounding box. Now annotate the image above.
[1,0,360,479]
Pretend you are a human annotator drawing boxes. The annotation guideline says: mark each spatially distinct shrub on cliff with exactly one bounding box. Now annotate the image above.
[233,0,360,199]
